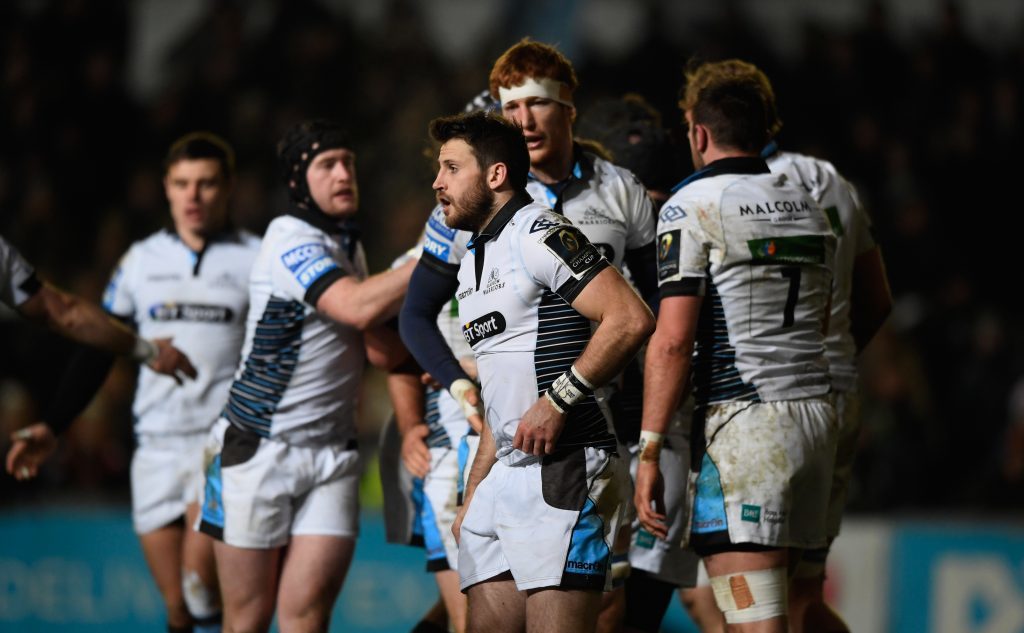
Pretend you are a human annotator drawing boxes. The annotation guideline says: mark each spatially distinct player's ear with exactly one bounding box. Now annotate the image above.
[693,124,710,154]
[488,162,508,191]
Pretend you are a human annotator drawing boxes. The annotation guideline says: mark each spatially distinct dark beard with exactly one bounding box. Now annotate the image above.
[446,176,495,232]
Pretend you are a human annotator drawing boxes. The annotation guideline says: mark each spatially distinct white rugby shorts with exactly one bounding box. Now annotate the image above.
[198,419,360,548]
[458,447,630,593]
[131,431,208,534]
[687,399,837,551]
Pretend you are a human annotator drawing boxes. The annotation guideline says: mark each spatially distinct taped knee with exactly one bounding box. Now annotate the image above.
[709,567,787,624]
[182,570,220,620]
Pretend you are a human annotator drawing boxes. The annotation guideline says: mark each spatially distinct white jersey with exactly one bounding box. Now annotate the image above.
[0,234,41,308]
[223,211,367,445]
[766,149,876,392]
[525,149,655,269]
[102,229,259,436]
[455,193,615,467]
[656,157,835,404]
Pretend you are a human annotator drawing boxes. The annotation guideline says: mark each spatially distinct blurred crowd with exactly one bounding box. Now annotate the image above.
[1,0,1022,513]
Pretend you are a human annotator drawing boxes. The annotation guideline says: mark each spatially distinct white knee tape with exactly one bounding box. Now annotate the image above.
[709,567,788,624]
[183,570,220,619]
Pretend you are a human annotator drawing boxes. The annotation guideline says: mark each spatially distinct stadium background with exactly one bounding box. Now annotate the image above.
[1,0,1022,631]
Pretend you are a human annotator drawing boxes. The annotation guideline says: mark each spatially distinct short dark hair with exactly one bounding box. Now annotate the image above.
[428,111,530,191]
[680,60,779,153]
[164,131,235,177]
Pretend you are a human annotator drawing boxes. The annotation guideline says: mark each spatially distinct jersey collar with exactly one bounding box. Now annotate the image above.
[468,190,534,249]
[670,156,771,193]
[285,204,361,239]
[760,140,780,160]
[527,143,594,211]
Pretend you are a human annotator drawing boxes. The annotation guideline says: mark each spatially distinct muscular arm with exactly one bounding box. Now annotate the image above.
[514,267,655,455]
[570,267,656,387]
[635,294,702,538]
[850,247,892,353]
[316,259,415,330]
[16,283,194,381]
[19,283,148,357]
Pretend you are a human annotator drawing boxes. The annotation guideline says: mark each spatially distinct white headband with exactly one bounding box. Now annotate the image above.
[497,76,574,108]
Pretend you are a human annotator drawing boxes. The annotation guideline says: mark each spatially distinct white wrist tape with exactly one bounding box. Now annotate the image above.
[709,567,788,624]
[546,366,594,413]
[450,378,484,421]
[638,430,664,463]
[132,338,158,364]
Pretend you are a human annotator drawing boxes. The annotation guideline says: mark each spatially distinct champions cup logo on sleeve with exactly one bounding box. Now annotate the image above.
[542,226,602,278]
[281,243,339,289]
[462,311,506,346]
[657,230,681,280]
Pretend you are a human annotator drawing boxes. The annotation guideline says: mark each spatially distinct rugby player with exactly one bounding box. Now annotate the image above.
[430,110,653,633]
[635,61,838,632]
[196,120,414,633]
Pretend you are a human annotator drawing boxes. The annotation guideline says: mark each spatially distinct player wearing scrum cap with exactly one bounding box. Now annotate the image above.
[197,120,413,633]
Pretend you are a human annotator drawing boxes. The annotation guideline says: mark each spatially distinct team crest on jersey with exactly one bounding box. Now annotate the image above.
[659,205,687,223]
[530,217,562,234]
[482,267,505,294]
[576,207,614,226]
[657,230,681,281]
[542,226,602,278]
[462,311,506,346]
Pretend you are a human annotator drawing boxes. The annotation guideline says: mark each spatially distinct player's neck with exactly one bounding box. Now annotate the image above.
[476,190,516,233]
[528,147,574,186]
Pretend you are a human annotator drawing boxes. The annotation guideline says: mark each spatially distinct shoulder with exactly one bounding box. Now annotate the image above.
[511,203,571,242]
[590,155,646,194]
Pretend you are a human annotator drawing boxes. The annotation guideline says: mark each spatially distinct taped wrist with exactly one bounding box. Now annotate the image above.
[545,365,595,414]
[638,430,664,463]
[449,378,484,420]
[132,337,158,364]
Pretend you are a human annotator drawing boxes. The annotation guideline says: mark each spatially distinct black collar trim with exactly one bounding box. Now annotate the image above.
[284,203,358,237]
[471,190,534,246]
[671,156,770,193]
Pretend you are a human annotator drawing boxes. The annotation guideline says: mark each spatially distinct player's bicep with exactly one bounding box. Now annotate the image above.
[569,266,646,324]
